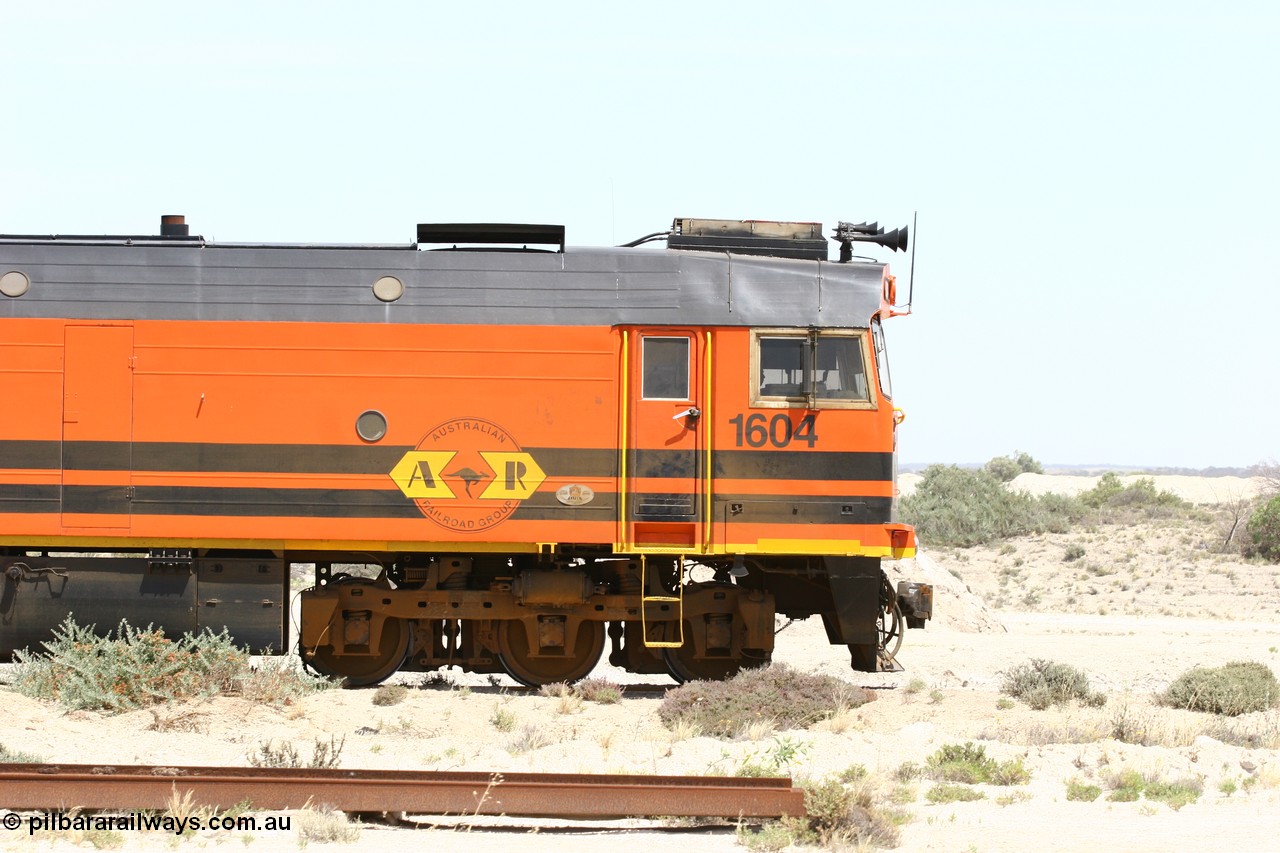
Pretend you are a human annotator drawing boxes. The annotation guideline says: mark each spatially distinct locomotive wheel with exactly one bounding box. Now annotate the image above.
[496,618,605,687]
[879,574,904,664]
[308,617,410,688]
[662,621,771,684]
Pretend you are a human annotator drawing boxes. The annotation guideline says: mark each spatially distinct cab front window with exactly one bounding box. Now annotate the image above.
[752,330,873,408]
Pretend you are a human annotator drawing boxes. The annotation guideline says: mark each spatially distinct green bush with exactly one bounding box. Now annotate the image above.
[984,451,1044,482]
[1000,659,1106,709]
[1245,496,1280,561]
[1161,661,1279,716]
[1079,473,1185,513]
[1065,779,1101,801]
[901,465,1085,548]
[12,615,332,712]
[925,742,1030,785]
[926,783,985,803]
[657,664,869,738]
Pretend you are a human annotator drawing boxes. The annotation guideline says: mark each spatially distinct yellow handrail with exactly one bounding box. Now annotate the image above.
[640,553,684,648]
[617,329,629,551]
[703,330,713,552]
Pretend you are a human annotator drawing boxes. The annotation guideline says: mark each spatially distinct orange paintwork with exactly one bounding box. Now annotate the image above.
[0,317,902,556]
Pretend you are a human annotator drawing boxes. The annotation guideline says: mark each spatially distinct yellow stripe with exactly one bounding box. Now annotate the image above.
[0,536,545,553]
[612,539,917,559]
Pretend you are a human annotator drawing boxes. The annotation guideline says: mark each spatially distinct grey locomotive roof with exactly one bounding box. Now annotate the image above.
[0,241,888,328]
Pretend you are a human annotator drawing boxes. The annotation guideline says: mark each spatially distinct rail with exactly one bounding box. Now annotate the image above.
[0,764,805,819]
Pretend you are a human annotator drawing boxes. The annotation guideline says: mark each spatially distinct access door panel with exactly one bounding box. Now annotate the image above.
[62,325,133,529]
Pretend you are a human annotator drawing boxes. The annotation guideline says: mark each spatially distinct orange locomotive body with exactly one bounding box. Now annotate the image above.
[0,216,930,685]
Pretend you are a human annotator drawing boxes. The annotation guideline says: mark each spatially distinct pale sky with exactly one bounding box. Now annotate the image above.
[3,1,1276,468]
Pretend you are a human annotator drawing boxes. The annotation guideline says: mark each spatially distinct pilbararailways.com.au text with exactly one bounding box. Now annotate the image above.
[2,811,291,835]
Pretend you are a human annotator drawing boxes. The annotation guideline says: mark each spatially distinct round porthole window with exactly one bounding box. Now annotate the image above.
[372,275,404,302]
[0,271,30,298]
[356,410,388,442]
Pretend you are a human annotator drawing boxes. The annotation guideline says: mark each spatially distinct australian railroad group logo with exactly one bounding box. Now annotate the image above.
[389,418,546,533]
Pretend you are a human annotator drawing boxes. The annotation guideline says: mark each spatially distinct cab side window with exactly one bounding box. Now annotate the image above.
[642,336,690,400]
[752,330,872,408]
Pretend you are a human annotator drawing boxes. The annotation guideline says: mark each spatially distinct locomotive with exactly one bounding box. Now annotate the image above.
[0,214,931,686]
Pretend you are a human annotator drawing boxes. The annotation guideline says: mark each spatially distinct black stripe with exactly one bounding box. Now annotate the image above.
[1,481,889,525]
[0,484,60,509]
[0,441,60,470]
[632,449,893,482]
[1,440,891,484]
[631,449,696,480]
[1,440,619,478]
[716,450,894,482]
[716,495,892,525]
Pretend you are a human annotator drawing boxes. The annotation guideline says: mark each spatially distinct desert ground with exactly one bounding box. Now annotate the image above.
[2,475,1279,853]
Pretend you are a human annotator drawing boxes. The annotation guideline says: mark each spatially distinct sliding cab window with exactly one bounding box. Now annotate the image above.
[871,318,893,400]
[752,330,874,408]
[642,336,690,400]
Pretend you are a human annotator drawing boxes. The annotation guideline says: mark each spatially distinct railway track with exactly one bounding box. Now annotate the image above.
[0,764,805,820]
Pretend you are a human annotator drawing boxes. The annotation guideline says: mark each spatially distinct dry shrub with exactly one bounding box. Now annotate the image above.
[1161,661,1280,716]
[296,806,361,844]
[738,776,900,850]
[248,735,345,769]
[1000,659,1106,710]
[12,616,332,712]
[372,684,408,706]
[576,677,623,704]
[0,743,44,763]
[658,664,869,739]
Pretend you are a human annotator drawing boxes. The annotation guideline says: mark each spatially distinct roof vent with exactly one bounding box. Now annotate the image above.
[417,223,565,253]
[667,218,828,261]
[160,215,189,237]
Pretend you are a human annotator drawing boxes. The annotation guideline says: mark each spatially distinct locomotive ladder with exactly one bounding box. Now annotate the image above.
[638,553,684,648]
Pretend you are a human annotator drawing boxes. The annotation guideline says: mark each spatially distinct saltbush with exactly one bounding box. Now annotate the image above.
[925,742,1030,785]
[1000,659,1106,709]
[901,465,1085,547]
[1079,473,1185,513]
[1161,661,1279,716]
[984,451,1044,483]
[1245,496,1280,561]
[12,615,333,712]
[657,664,869,738]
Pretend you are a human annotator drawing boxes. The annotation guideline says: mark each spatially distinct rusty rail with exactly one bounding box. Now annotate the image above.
[0,764,805,819]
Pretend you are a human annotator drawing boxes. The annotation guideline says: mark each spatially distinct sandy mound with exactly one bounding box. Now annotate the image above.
[897,471,1265,505]
[1009,472,1264,504]
[887,550,1005,634]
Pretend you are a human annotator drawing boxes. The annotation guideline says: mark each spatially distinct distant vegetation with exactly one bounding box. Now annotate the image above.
[983,451,1043,482]
[901,454,1191,548]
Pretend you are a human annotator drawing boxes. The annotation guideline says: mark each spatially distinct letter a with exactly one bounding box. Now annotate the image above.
[408,460,436,488]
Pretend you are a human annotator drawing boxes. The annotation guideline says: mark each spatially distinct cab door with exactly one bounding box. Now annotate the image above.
[624,329,705,550]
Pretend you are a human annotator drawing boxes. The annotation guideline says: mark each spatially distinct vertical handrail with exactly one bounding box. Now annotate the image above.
[703,330,714,553]
[617,329,630,552]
